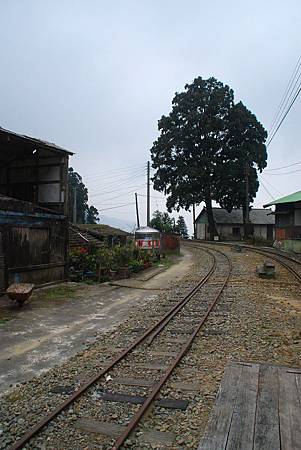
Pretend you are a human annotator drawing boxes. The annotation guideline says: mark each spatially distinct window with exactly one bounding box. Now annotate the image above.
[232,227,241,237]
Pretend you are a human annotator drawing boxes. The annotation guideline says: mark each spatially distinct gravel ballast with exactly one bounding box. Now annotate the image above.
[0,244,300,449]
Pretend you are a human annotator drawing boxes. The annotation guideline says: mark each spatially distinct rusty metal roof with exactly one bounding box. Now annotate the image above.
[0,126,74,155]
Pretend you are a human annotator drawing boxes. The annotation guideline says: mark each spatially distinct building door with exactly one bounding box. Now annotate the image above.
[267,224,274,241]
[0,231,5,291]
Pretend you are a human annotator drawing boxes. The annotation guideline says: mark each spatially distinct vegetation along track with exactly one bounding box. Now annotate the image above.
[9,245,231,450]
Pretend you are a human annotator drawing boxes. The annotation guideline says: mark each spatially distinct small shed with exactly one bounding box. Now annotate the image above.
[264,190,301,253]
[0,195,68,290]
[195,207,275,241]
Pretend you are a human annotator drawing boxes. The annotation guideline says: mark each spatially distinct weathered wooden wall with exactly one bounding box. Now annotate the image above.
[0,198,68,288]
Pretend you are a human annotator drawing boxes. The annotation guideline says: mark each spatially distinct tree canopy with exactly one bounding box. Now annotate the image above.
[150,210,175,233]
[150,76,267,239]
[68,168,99,224]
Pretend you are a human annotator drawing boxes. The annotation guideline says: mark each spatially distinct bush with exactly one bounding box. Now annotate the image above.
[69,244,150,277]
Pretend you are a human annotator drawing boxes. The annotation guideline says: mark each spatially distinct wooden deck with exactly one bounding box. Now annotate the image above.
[198,361,301,450]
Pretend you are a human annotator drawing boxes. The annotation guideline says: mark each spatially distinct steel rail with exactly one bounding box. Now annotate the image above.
[146,246,216,345]
[111,247,232,450]
[187,240,301,284]
[9,245,216,450]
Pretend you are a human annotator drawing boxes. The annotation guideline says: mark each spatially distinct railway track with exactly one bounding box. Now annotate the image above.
[9,245,231,450]
[188,239,301,284]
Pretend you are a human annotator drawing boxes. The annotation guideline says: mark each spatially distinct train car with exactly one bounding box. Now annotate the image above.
[135,226,160,251]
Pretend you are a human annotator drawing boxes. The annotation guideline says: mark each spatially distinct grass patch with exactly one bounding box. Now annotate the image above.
[39,285,79,301]
[0,318,11,325]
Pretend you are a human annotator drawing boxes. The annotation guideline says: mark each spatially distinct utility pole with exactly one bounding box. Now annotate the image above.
[135,192,140,228]
[245,161,250,238]
[193,203,196,239]
[147,161,150,226]
[73,187,77,224]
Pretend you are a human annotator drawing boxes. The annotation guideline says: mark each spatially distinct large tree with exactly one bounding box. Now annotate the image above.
[151,77,234,239]
[217,102,267,236]
[151,77,267,239]
[68,168,99,224]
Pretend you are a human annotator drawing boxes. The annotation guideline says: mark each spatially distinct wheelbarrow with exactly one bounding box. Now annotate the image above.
[6,283,35,307]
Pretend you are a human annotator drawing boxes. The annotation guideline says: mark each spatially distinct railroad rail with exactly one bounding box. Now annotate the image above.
[187,239,301,284]
[9,245,231,450]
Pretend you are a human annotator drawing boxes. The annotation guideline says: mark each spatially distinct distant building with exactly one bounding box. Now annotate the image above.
[264,190,301,253]
[195,207,275,241]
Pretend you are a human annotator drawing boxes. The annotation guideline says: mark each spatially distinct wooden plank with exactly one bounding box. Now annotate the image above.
[139,429,176,446]
[125,363,168,370]
[253,364,280,450]
[171,381,201,391]
[111,377,154,387]
[198,362,243,450]
[226,363,259,450]
[96,391,189,410]
[278,368,301,450]
[75,418,125,437]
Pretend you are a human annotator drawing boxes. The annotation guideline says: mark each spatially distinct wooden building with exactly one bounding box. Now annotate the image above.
[0,127,73,288]
[0,127,72,215]
[195,207,275,241]
[0,195,68,290]
[264,190,301,253]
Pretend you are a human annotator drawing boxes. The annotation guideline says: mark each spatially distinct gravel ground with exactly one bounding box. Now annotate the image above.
[0,244,300,450]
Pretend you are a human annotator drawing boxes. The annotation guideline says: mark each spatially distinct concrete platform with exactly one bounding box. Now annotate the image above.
[0,249,193,394]
[198,361,301,450]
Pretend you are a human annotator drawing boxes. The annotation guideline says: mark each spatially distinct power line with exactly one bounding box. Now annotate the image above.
[263,167,301,176]
[89,184,146,198]
[81,163,145,179]
[98,202,135,212]
[88,174,146,195]
[87,169,145,190]
[259,178,275,200]
[267,83,301,147]
[258,175,284,196]
[269,55,301,136]
[264,160,301,171]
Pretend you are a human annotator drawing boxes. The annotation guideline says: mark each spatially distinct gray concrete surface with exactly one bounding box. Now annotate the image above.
[0,248,193,394]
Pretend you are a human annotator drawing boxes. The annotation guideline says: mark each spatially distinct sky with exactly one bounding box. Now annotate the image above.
[0,0,301,233]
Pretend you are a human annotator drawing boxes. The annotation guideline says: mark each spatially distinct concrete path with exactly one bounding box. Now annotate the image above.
[0,248,193,394]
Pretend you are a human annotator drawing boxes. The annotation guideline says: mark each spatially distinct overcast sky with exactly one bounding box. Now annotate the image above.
[1,1,300,232]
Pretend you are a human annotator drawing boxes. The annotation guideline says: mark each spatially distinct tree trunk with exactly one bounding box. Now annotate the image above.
[205,195,218,240]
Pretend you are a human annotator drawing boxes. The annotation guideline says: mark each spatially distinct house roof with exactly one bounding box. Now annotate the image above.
[0,126,74,156]
[78,223,131,237]
[69,225,103,248]
[263,190,301,207]
[196,207,275,225]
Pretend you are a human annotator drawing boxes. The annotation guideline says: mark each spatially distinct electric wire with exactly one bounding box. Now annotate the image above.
[258,175,284,196]
[80,163,145,179]
[87,168,146,190]
[267,77,301,147]
[264,160,301,172]
[269,55,301,136]
[98,202,135,212]
[259,178,275,200]
[89,184,146,198]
